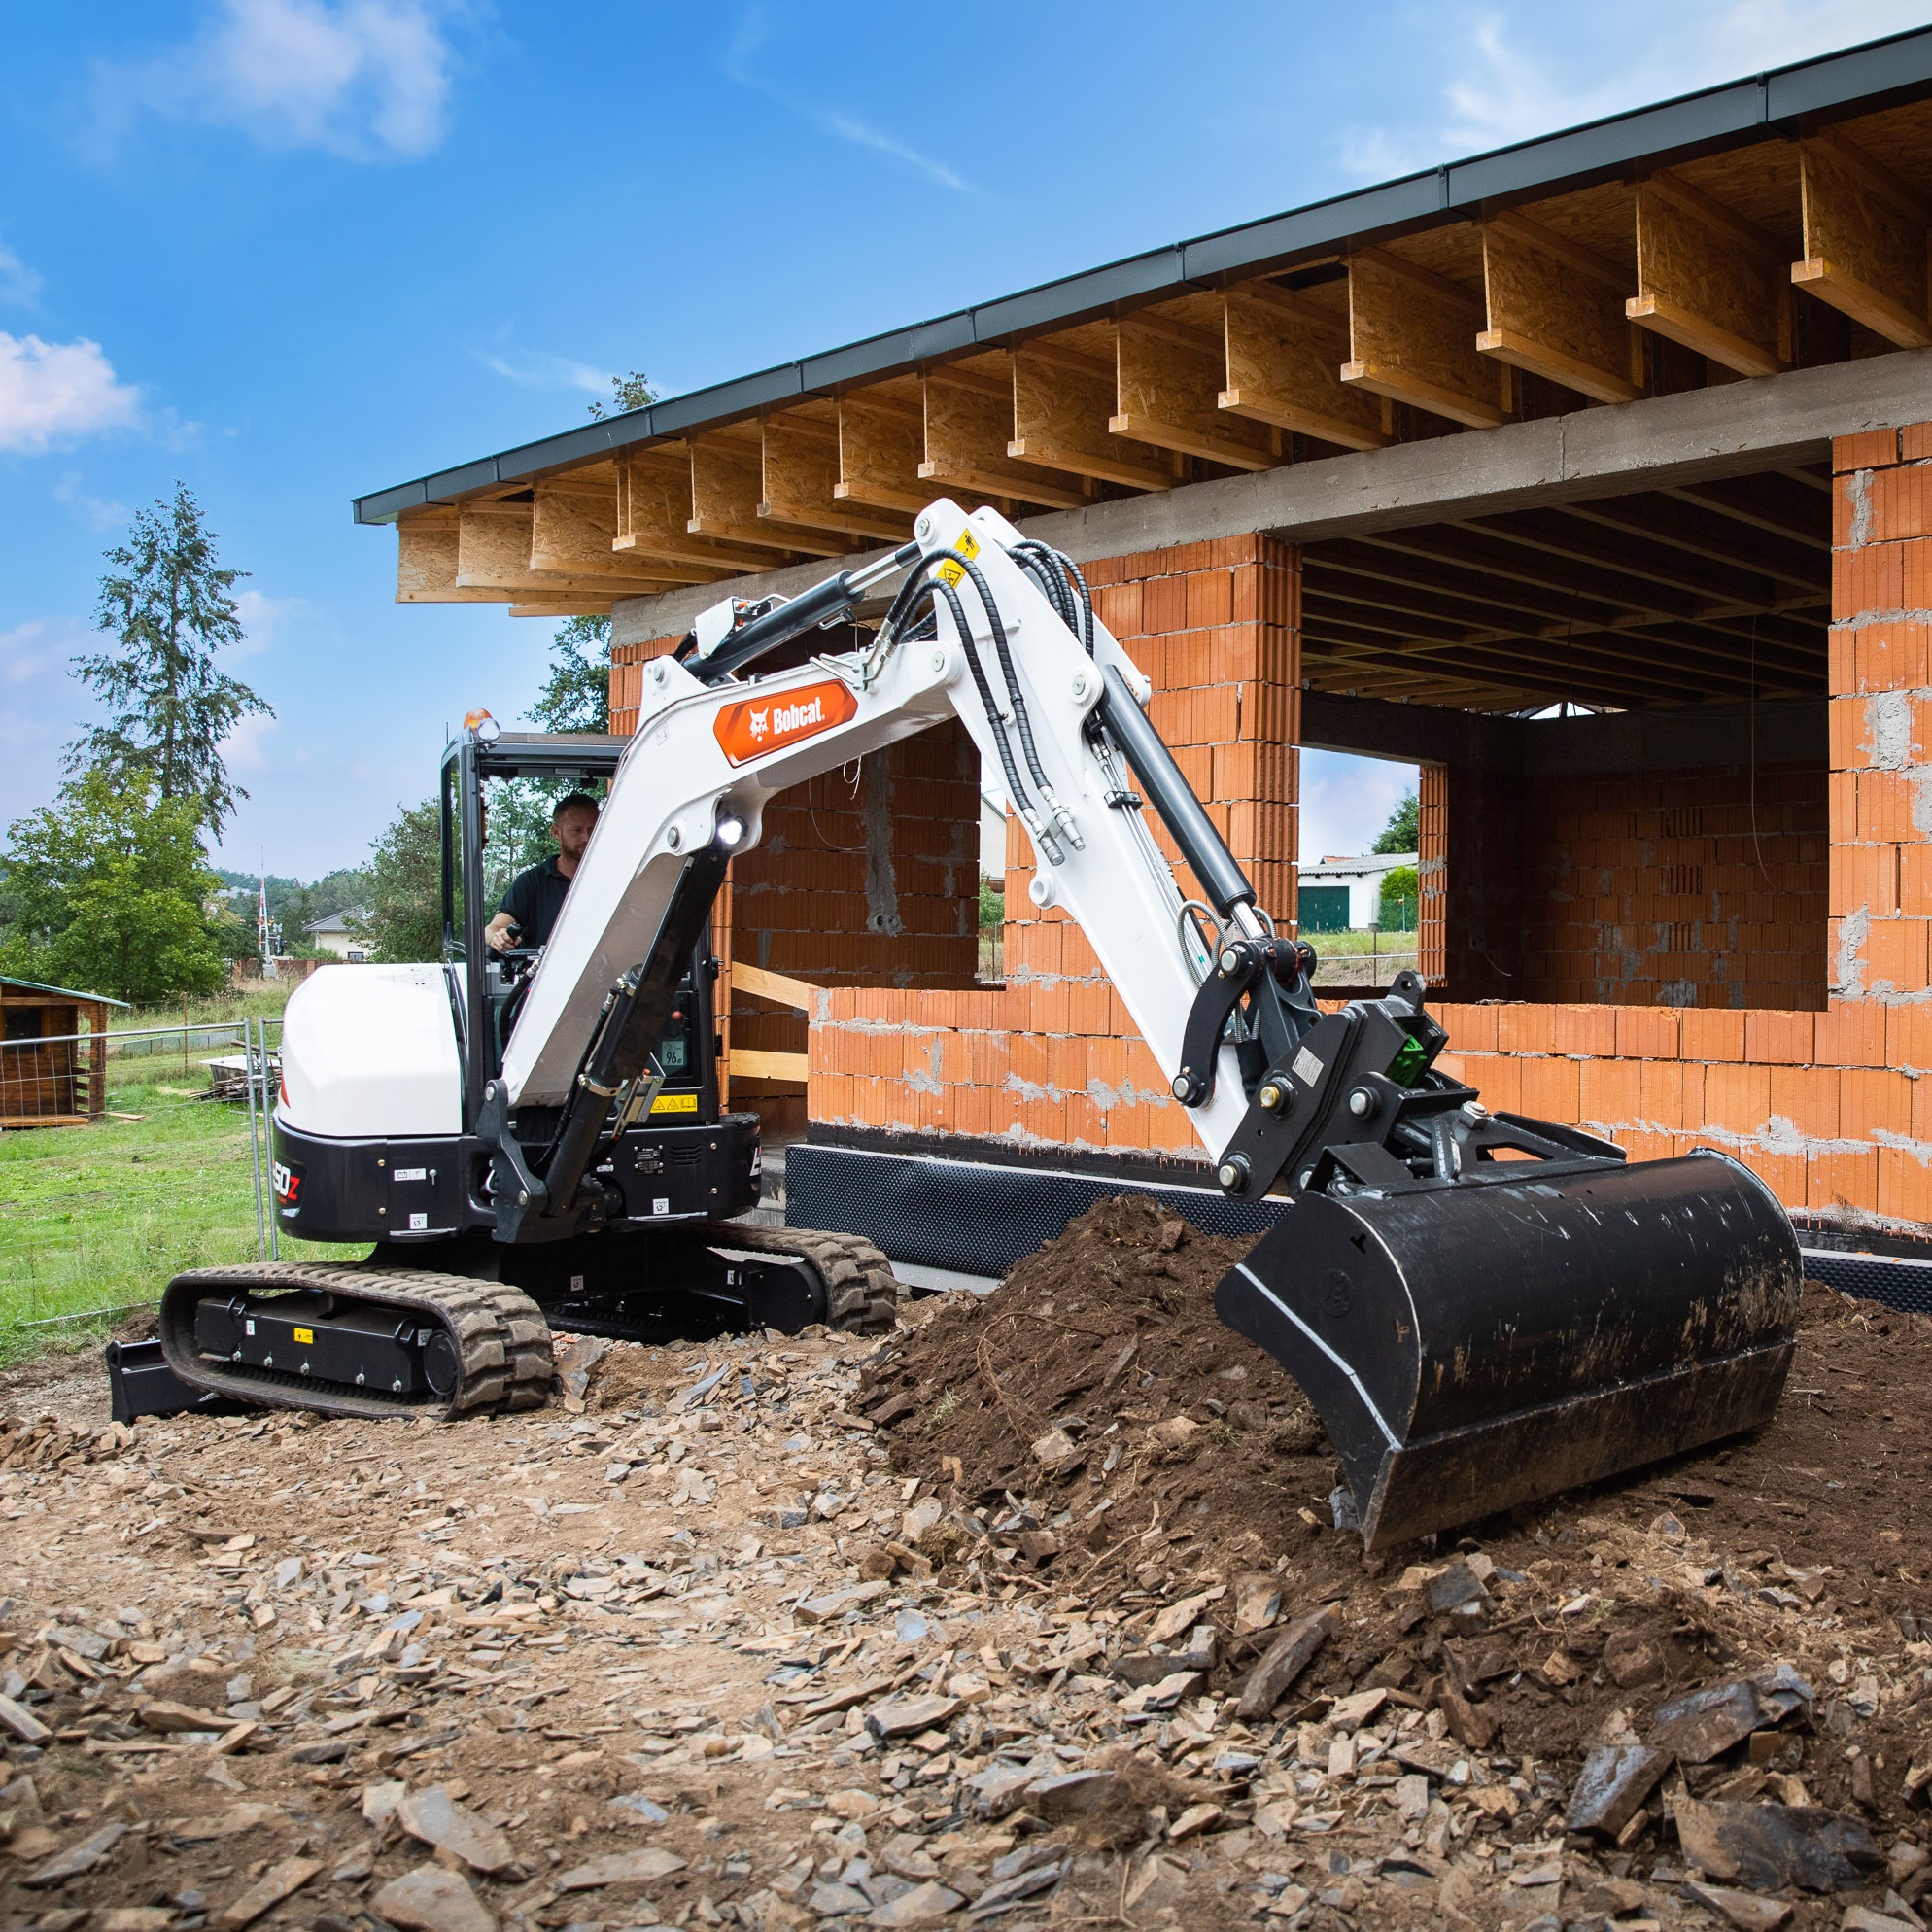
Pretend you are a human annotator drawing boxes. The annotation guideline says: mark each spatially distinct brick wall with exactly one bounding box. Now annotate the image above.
[1426,424,1932,1225]
[1516,765,1827,1008]
[1416,756,1825,1009]
[808,535,1300,1156]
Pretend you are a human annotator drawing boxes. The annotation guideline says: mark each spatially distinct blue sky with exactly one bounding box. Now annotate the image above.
[2,2,1925,880]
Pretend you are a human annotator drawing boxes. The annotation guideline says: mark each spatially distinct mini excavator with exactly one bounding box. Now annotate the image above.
[140,501,1803,1549]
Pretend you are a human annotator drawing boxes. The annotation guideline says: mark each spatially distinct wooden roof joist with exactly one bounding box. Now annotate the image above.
[365,28,1932,630]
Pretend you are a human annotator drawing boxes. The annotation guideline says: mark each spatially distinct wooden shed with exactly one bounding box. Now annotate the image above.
[0,978,127,1127]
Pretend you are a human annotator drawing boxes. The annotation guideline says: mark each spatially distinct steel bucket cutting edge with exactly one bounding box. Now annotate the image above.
[1214,1148,1802,1550]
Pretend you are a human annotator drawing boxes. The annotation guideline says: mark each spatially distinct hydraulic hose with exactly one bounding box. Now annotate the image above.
[926,549,1085,853]
[898,574,1063,867]
[1013,540,1093,655]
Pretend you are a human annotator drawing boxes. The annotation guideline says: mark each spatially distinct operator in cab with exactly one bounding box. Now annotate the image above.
[485,791,600,953]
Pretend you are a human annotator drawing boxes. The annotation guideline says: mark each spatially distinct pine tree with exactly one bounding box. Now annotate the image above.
[67,484,272,837]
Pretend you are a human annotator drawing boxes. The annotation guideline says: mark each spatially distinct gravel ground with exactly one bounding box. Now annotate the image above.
[0,1249,1920,1932]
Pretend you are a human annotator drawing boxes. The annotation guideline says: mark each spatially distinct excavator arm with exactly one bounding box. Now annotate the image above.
[485,500,1802,1549]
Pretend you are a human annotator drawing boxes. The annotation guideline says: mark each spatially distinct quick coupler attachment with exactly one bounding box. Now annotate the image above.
[1215,1148,1802,1550]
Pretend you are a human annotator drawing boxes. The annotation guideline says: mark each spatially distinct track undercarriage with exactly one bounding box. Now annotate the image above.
[152,1220,899,1421]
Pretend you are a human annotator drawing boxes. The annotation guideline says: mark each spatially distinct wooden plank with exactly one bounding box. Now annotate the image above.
[1010,340,1181,491]
[837,393,929,515]
[1792,130,1932,349]
[762,414,914,543]
[1341,247,1509,429]
[1628,173,1789,377]
[729,1048,811,1083]
[1219,285,1386,450]
[454,502,641,601]
[531,479,721,585]
[920,369,1088,510]
[397,506,510,604]
[1476,214,1643,404]
[733,961,820,1010]
[509,600,616,618]
[690,431,855,558]
[1111,316,1279,470]
[615,451,787,575]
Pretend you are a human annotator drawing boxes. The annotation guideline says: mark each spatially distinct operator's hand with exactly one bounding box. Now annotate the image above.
[485,913,519,953]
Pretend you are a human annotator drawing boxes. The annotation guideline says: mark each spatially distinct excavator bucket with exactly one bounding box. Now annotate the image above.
[1215,1147,1801,1550]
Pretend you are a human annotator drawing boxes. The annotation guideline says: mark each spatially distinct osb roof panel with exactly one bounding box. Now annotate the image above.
[1832,94,1932,186]
[1020,320,1117,360]
[1507,181,1638,276]
[1384,222,1484,289]
[1672,142,1803,252]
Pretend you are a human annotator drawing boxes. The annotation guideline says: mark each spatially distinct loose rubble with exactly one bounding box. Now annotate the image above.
[0,1190,1917,1932]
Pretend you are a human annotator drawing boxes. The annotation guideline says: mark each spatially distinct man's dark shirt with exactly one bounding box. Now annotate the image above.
[499,856,572,949]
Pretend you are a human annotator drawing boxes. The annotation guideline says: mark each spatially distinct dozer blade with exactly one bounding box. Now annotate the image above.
[1215,1148,1801,1550]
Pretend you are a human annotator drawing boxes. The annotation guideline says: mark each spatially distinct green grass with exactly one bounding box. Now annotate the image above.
[1307,927,1419,988]
[0,980,338,1366]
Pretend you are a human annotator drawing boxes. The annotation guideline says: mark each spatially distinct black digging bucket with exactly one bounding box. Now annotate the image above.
[1214,1148,1802,1550]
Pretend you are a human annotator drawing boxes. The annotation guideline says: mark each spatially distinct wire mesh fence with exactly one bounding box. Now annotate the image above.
[0,1015,288,1354]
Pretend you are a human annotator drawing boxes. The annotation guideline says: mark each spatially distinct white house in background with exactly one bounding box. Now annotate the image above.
[1297,852,1418,933]
[305,911,371,962]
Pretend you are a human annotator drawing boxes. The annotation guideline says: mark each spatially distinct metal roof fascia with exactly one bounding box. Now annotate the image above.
[802,328,937,390]
[650,363,808,435]
[973,247,1190,337]
[495,419,652,480]
[354,479,431,525]
[1446,81,1769,204]
[1768,30,1932,118]
[1182,177,1444,282]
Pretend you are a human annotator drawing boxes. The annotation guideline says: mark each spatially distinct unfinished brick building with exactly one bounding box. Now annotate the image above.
[361,30,1932,1268]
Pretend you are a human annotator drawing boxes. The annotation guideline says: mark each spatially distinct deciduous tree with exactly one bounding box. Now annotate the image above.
[0,769,226,1004]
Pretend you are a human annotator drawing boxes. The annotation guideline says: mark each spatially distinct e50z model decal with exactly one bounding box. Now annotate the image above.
[712,678,858,767]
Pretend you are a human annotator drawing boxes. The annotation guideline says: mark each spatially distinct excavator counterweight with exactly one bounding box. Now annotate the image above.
[139,501,1803,1546]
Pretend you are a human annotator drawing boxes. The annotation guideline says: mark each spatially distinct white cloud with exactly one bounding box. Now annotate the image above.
[232,587,307,661]
[0,622,51,692]
[1342,2,1932,181]
[105,0,459,161]
[223,711,278,773]
[478,347,610,397]
[0,247,43,309]
[723,8,971,193]
[52,472,129,531]
[0,334,142,454]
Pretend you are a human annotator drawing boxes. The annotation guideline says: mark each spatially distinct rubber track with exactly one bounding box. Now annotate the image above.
[158,1263,554,1423]
[695,1222,903,1333]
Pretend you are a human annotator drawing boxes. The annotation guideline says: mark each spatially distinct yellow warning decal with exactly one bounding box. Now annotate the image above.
[937,525,981,588]
[293,1327,314,1344]
[650,1091,700,1115]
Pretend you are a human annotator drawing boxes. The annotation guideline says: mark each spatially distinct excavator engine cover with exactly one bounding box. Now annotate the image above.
[1216,1147,1801,1549]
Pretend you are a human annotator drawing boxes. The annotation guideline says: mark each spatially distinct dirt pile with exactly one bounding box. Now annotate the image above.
[864,1193,1336,1599]
[855,1191,1932,1840]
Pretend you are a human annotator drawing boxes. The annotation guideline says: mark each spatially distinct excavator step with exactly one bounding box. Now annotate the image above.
[1216,1147,1802,1550]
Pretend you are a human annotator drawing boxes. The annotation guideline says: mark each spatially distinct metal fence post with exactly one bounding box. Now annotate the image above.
[244,1018,267,1260]
[262,1018,280,1260]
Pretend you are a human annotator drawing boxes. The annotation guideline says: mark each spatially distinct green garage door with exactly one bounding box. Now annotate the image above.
[1299,886,1351,933]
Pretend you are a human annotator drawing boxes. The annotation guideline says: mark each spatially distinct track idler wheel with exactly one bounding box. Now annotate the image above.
[1215,1148,1802,1549]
